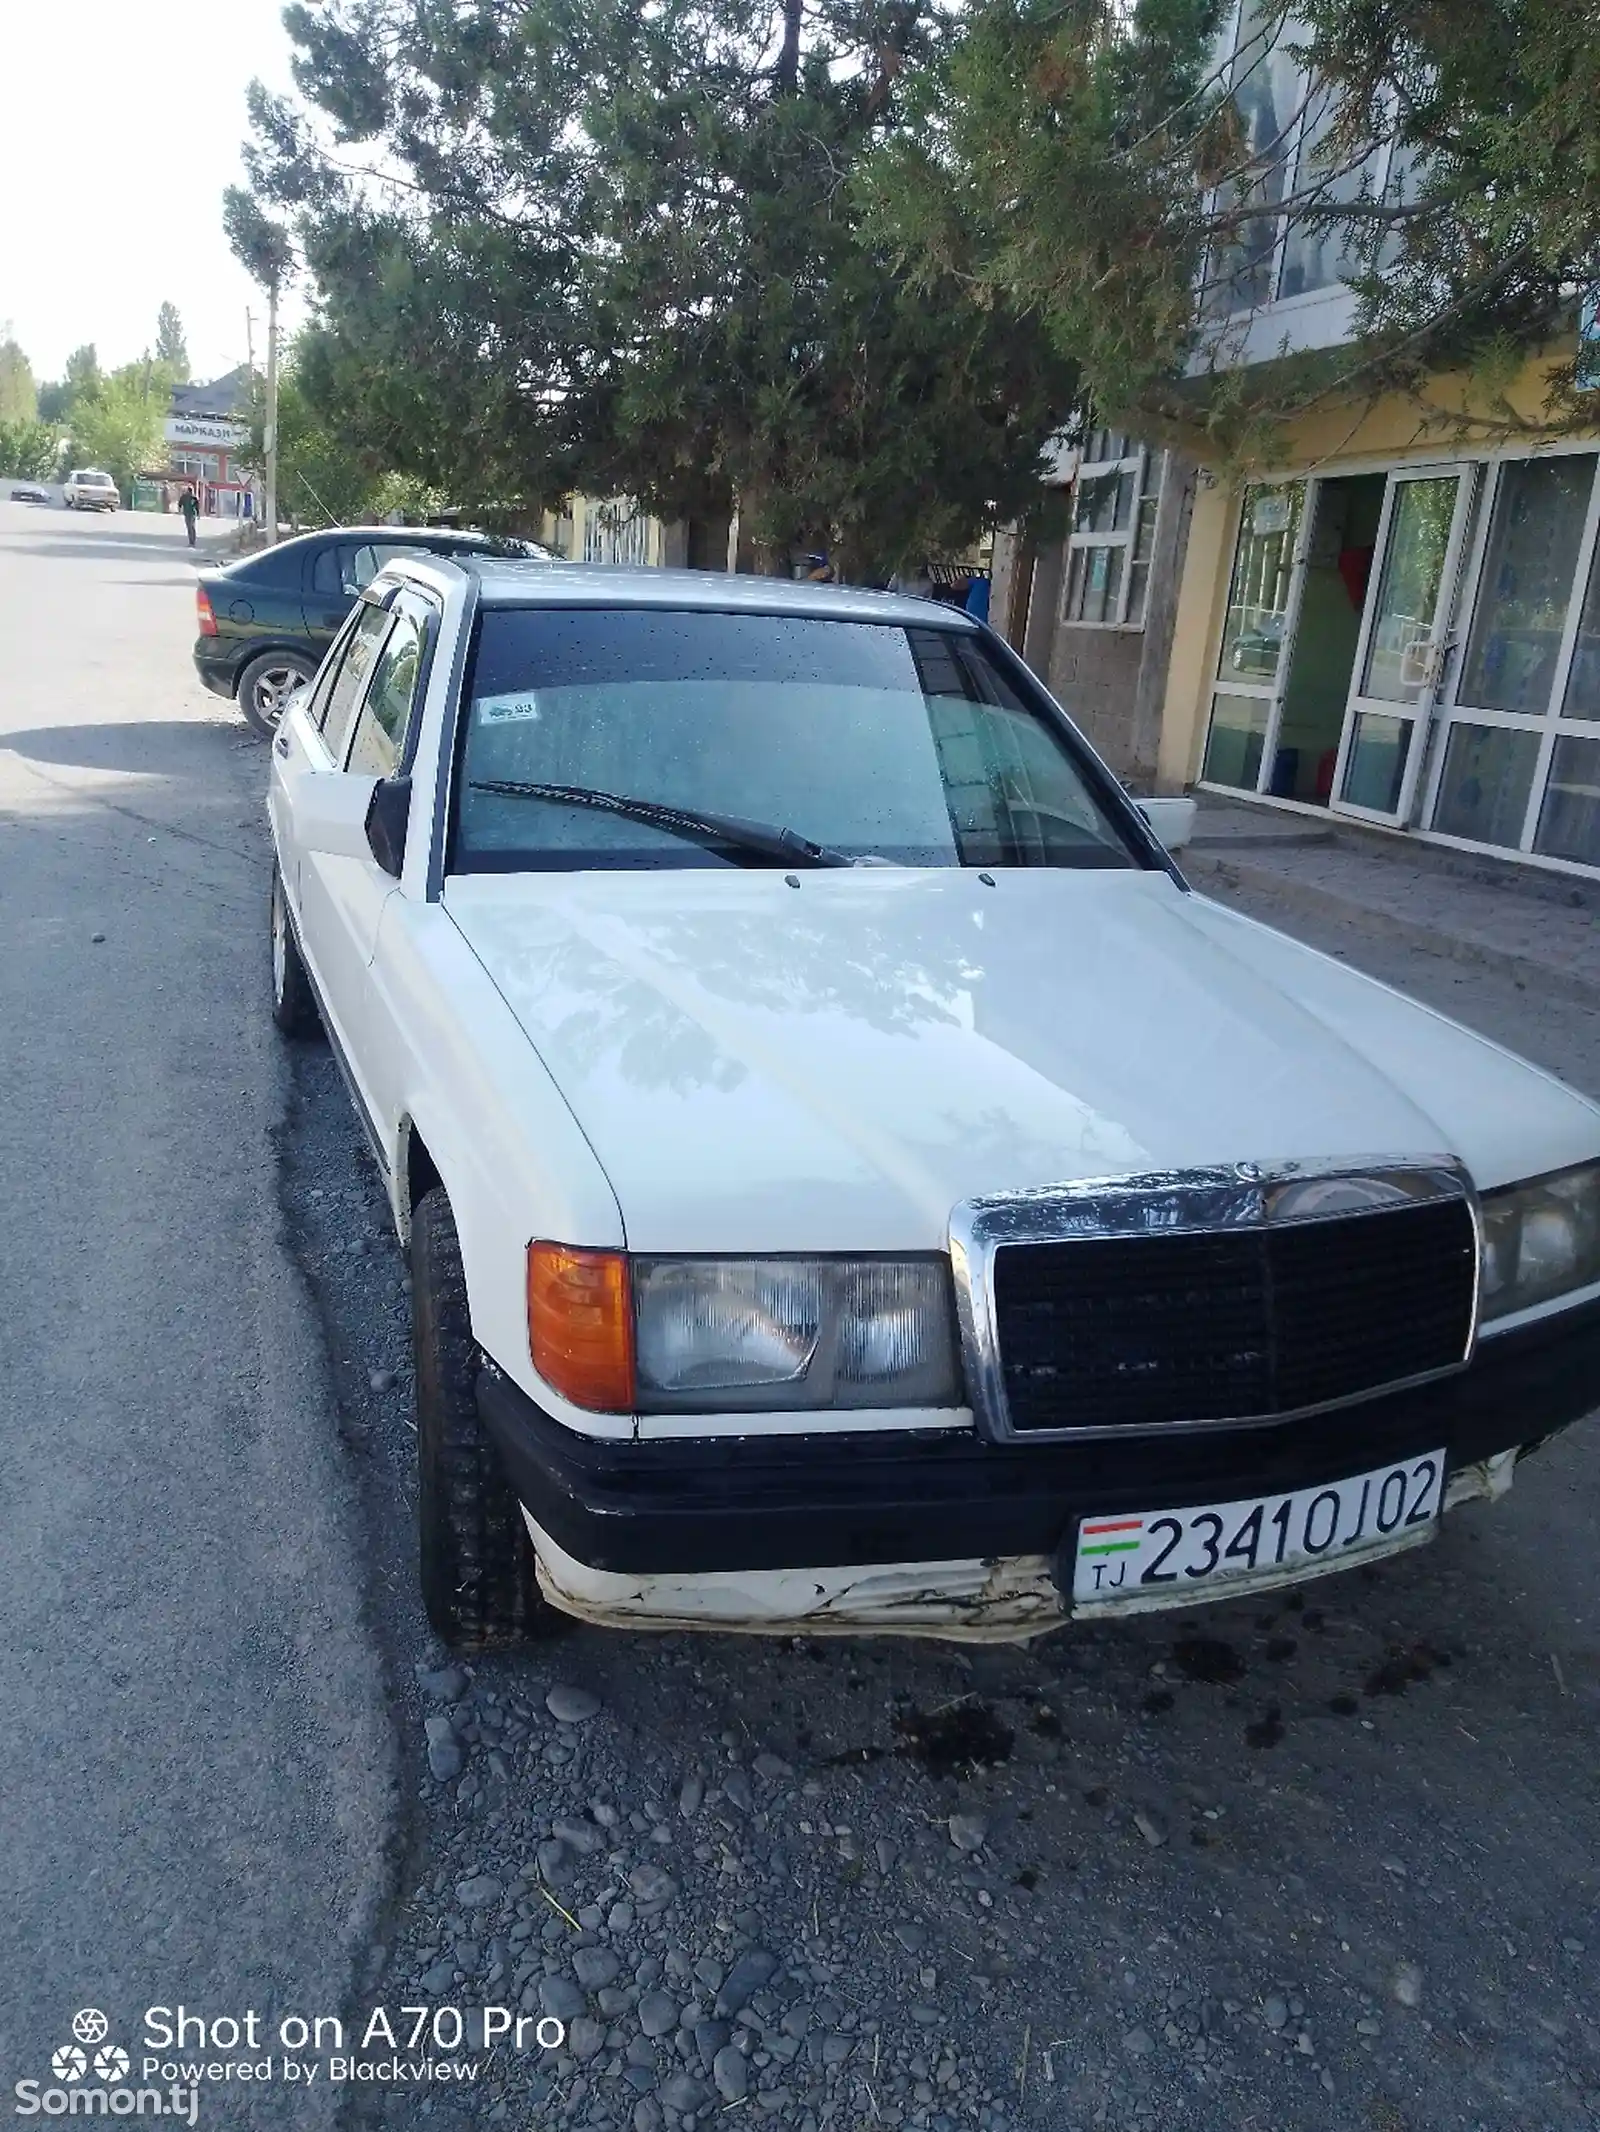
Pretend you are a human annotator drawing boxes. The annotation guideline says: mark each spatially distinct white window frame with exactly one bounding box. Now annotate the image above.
[1205,1,1401,320]
[1061,436,1162,631]
[1195,438,1600,882]
[1419,443,1600,868]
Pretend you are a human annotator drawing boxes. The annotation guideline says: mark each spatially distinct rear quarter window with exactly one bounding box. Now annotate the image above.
[230,545,308,591]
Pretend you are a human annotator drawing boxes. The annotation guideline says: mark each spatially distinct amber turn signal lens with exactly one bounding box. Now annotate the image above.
[527,1242,635,1412]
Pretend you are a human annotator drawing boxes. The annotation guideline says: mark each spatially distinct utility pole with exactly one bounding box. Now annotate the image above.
[263,280,279,545]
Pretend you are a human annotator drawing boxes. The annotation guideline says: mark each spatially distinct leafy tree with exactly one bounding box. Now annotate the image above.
[872,0,1600,459]
[155,302,190,380]
[235,340,442,525]
[0,418,61,480]
[68,362,175,490]
[37,344,103,425]
[0,335,36,424]
[223,189,293,297]
[230,0,1081,576]
[65,344,102,398]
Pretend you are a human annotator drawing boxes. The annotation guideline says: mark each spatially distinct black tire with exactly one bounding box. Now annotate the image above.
[412,1188,551,1650]
[269,865,321,1039]
[237,648,316,739]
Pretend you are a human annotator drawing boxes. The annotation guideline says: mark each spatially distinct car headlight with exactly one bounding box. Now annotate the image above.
[527,1244,964,1412]
[1479,1162,1600,1324]
[634,1257,963,1411]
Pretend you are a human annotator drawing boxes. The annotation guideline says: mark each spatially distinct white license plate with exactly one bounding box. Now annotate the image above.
[1071,1449,1446,1614]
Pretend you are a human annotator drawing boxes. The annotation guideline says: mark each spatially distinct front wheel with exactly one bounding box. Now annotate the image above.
[270,865,320,1038]
[412,1188,554,1650]
[237,648,316,739]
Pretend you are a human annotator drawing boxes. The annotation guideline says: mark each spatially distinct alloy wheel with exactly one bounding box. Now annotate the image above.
[252,664,306,731]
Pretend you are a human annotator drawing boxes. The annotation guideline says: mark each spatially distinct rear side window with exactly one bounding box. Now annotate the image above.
[309,543,356,597]
[320,605,393,762]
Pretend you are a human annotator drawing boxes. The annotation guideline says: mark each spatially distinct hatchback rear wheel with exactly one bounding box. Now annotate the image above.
[238,649,316,739]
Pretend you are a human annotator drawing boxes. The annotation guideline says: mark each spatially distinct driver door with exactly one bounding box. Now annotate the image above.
[301,593,434,1154]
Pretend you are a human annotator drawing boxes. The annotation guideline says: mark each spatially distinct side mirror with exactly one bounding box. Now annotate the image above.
[1137,796,1197,853]
[365,775,412,877]
[297,770,379,859]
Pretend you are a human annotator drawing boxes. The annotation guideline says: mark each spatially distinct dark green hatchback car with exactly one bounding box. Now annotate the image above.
[193,524,548,734]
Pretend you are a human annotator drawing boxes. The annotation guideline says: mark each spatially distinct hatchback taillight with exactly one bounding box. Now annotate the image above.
[196,587,218,637]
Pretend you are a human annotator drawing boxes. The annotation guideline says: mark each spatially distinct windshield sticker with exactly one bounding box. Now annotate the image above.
[478,691,542,724]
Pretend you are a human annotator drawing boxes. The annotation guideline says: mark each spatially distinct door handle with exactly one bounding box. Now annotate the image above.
[274,732,291,757]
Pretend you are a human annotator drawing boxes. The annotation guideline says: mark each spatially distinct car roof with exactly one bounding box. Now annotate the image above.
[266,524,525,554]
[385,555,982,630]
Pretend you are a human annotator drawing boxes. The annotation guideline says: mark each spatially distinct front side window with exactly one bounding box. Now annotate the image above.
[347,611,426,777]
[452,610,1143,872]
[350,542,429,590]
[320,605,393,761]
[310,543,356,598]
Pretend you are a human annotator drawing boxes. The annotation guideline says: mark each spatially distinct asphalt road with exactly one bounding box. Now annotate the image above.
[0,504,393,2116]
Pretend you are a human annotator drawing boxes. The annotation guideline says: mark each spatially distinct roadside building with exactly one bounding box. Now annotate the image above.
[1145,10,1600,881]
[990,434,1197,788]
[992,12,1600,886]
[156,366,258,519]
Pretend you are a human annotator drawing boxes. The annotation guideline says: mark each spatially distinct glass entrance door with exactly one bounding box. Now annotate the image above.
[1331,466,1478,823]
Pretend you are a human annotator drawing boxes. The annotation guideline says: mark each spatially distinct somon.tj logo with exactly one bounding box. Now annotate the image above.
[16,2011,197,2120]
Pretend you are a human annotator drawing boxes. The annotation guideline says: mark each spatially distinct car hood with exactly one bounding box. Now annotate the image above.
[443,868,1600,1253]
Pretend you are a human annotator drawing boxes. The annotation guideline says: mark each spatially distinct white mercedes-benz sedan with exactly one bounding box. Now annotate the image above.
[266,556,1600,1650]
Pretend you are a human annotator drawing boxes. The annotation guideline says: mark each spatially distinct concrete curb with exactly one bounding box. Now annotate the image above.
[1185,850,1600,1011]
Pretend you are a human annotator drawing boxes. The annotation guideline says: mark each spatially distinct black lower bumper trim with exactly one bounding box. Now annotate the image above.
[477,1296,1600,1577]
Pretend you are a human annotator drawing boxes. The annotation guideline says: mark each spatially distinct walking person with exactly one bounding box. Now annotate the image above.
[177,487,200,548]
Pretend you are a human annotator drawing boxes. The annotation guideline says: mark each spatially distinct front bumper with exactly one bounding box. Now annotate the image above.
[479,1295,1600,1610]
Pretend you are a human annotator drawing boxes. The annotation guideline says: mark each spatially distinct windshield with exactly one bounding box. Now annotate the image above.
[452,608,1142,872]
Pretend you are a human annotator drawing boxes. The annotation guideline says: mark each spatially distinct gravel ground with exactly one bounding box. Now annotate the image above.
[276,873,1600,2132]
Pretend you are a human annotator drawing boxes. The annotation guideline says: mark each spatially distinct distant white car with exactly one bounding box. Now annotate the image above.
[267,556,1600,1652]
[63,468,119,512]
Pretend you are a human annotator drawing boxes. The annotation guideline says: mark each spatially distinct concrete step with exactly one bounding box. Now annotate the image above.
[1184,844,1600,1009]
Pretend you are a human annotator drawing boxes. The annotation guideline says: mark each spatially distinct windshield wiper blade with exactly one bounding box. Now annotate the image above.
[466,780,855,867]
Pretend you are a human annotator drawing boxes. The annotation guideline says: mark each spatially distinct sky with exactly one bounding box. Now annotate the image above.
[0,0,307,388]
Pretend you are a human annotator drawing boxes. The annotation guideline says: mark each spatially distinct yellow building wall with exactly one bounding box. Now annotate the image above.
[1155,345,1599,790]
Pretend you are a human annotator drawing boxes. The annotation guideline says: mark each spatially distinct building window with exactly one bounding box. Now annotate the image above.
[1458,455,1594,716]
[1062,432,1163,628]
[1203,2,1402,316]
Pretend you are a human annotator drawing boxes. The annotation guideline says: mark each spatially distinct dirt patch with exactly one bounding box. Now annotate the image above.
[894,1700,1015,1779]
[1171,1636,1246,1685]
